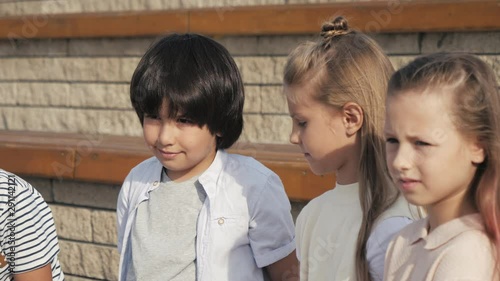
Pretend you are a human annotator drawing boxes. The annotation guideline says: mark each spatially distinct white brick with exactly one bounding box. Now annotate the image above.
[261,86,287,114]
[244,86,261,113]
[51,205,93,242]
[53,181,120,210]
[422,32,500,54]
[370,33,420,55]
[257,35,316,55]
[235,56,287,84]
[0,83,16,105]
[0,0,285,16]
[0,39,67,57]
[241,114,290,143]
[97,110,142,136]
[92,210,118,245]
[69,83,131,109]
[59,240,119,280]
[14,83,70,106]
[68,38,153,57]
[217,36,259,56]
[2,106,141,136]
[0,58,139,82]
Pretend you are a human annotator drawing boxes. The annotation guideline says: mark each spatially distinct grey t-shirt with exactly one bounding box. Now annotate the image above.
[127,169,206,281]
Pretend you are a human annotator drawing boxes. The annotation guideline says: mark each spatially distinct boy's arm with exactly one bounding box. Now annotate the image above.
[14,264,52,281]
[265,250,299,281]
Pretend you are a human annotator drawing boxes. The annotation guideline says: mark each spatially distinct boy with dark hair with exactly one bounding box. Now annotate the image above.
[117,33,298,281]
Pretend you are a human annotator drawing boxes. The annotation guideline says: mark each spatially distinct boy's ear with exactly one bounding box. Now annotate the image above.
[342,102,363,136]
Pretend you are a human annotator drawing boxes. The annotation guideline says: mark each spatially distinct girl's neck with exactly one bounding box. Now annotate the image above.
[427,189,477,232]
[336,141,361,185]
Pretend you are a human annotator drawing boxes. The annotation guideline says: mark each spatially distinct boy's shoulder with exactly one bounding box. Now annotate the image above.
[224,152,274,178]
[127,156,162,178]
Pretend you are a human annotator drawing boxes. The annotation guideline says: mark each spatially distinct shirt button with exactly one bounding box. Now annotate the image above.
[218,218,225,225]
[153,181,159,186]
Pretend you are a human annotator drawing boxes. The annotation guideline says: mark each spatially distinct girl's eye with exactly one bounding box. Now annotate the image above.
[386,138,398,144]
[296,121,307,127]
[415,140,430,146]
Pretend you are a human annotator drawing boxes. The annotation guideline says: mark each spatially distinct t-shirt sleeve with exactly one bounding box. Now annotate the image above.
[3,176,60,274]
[366,216,413,281]
[248,172,296,268]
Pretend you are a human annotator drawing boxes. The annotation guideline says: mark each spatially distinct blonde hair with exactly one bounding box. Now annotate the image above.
[388,52,500,276]
[284,16,398,281]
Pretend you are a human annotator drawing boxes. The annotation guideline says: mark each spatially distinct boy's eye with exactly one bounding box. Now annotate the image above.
[386,138,398,144]
[144,114,160,120]
[177,117,193,124]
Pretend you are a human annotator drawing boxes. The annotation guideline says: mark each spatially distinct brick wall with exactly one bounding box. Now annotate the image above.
[1,32,498,143]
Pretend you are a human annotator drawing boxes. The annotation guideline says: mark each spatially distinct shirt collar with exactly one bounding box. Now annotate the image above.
[198,149,226,198]
[409,213,484,250]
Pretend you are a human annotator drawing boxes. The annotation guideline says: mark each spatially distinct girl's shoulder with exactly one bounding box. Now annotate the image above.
[379,195,420,223]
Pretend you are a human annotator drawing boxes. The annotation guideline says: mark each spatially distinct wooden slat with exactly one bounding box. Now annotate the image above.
[0,131,333,201]
[0,1,498,40]
[0,145,75,179]
[191,1,500,35]
[1,10,189,39]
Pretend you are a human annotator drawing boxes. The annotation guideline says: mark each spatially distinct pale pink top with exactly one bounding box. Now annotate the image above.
[384,213,497,281]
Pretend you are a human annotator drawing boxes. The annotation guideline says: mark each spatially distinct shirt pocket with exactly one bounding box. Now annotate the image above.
[211,215,249,245]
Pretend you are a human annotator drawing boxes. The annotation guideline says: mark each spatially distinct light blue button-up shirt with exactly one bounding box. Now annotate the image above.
[117,150,296,281]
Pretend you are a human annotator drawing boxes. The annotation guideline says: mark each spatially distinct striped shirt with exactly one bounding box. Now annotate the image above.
[0,169,64,280]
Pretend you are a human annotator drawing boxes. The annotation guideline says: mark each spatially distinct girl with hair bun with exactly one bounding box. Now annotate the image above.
[284,16,416,281]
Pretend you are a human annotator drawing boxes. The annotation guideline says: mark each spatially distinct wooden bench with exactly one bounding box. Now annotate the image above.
[0,1,498,39]
[0,130,334,201]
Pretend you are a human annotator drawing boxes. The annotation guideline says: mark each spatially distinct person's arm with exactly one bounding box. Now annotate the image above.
[248,173,297,279]
[14,264,52,281]
[366,217,413,281]
[265,250,299,281]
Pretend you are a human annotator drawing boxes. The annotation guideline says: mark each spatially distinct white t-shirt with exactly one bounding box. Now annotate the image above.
[295,182,414,281]
[0,170,64,281]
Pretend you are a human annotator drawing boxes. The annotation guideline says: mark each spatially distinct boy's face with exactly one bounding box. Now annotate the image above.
[143,100,217,182]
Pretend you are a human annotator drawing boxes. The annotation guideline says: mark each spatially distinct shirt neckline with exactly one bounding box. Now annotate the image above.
[409,213,484,250]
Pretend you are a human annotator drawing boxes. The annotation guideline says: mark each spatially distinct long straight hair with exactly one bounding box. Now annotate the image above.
[284,17,399,281]
[388,52,500,277]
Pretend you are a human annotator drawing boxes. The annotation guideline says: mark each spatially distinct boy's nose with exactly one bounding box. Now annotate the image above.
[157,124,175,146]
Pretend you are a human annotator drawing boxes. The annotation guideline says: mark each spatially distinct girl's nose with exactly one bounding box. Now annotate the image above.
[391,145,413,172]
[289,127,300,145]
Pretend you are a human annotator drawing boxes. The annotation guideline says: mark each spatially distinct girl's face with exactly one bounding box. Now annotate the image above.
[285,83,358,183]
[384,90,484,217]
[143,99,217,182]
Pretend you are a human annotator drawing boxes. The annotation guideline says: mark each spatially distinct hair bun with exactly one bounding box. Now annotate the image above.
[320,16,350,41]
